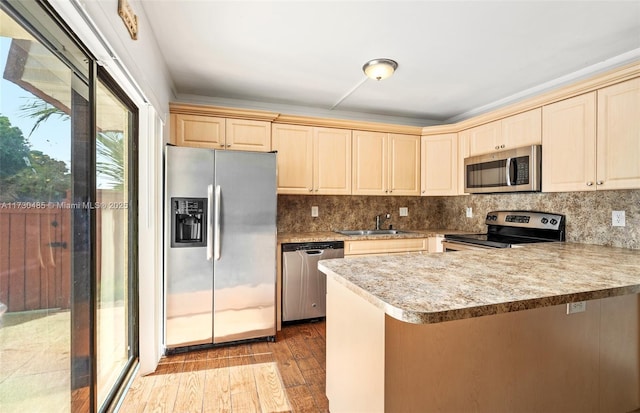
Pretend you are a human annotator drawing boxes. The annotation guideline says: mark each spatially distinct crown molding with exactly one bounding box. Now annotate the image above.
[422,60,640,136]
[273,114,424,135]
[169,102,280,122]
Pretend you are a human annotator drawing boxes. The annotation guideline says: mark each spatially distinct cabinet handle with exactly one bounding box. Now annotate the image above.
[309,188,313,192]
[596,181,603,185]
[500,144,505,149]
[586,182,593,186]
[226,144,231,148]
[219,144,225,147]
[495,146,499,150]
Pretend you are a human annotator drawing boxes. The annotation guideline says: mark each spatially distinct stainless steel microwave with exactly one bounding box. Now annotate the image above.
[464,145,542,193]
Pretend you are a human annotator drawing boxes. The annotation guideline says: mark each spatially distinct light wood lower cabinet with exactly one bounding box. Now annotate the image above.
[344,238,428,257]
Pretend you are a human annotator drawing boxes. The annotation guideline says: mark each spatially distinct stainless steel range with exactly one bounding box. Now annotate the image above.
[443,211,566,251]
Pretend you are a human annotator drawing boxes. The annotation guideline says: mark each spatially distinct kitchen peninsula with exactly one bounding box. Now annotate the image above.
[319,243,640,413]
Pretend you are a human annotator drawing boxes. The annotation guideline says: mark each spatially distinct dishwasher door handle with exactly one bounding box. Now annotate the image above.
[304,250,323,255]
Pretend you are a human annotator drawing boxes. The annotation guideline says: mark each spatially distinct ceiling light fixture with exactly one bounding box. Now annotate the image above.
[362,58,398,81]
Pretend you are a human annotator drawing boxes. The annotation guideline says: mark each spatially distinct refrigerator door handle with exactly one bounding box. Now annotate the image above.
[214,185,222,261]
[207,184,214,261]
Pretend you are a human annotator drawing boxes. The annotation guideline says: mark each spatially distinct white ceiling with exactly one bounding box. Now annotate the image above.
[140,1,640,126]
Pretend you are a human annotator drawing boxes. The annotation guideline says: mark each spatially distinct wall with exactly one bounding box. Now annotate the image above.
[278,189,640,249]
[72,0,175,117]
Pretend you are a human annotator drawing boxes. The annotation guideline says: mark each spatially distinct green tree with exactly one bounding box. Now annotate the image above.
[3,150,69,202]
[19,98,125,190]
[0,115,69,202]
[0,115,30,178]
[97,131,125,190]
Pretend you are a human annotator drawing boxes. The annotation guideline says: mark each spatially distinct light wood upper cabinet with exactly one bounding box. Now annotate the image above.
[173,114,225,148]
[271,124,313,194]
[542,92,597,192]
[272,124,351,195]
[465,120,502,156]
[544,79,640,192]
[421,133,458,196]
[389,134,420,196]
[596,77,640,190]
[225,118,272,152]
[352,132,420,196]
[314,127,352,195]
[502,108,542,148]
[352,131,388,195]
[172,114,271,151]
[465,108,541,156]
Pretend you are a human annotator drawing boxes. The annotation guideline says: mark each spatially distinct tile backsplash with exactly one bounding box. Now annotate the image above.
[278,189,640,249]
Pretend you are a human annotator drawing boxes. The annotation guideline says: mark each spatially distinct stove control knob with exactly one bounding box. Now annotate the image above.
[550,219,558,225]
[541,217,549,224]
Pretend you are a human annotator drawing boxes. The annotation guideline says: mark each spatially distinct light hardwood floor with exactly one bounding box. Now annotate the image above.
[119,321,329,412]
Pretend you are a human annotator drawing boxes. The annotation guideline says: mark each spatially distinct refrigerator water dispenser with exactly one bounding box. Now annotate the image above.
[171,198,207,247]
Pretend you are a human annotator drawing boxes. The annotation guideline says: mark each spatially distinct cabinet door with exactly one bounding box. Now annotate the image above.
[542,92,597,192]
[173,114,225,148]
[314,127,352,195]
[421,133,458,196]
[352,130,387,195]
[272,124,313,194]
[225,119,271,152]
[466,120,502,156]
[389,134,420,196]
[344,238,427,256]
[502,108,541,148]
[597,78,640,190]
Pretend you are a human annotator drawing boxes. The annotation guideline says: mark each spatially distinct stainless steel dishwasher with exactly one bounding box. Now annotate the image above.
[282,241,344,322]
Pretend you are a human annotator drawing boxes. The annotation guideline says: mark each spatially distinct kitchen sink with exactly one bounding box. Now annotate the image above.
[335,229,415,236]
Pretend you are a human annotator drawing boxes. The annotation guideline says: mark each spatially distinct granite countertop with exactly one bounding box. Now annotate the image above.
[318,242,640,324]
[277,228,468,244]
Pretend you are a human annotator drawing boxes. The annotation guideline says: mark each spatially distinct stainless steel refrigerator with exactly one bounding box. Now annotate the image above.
[164,145,277,349]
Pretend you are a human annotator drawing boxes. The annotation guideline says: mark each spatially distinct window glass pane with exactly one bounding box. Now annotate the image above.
[0,8,75,412]
[95,78,132,408]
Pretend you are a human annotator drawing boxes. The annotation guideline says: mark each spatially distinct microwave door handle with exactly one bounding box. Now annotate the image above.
[505,157,512,186]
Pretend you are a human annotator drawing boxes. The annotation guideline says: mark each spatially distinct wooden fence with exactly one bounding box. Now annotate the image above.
[0,204,71,312]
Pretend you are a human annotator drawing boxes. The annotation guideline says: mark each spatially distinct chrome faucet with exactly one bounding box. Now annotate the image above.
[375,213,391,230]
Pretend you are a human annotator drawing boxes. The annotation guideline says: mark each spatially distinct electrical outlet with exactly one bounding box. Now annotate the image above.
[399,207,408,217]
[612,210,625,227]
[311,206,319,217]
[466,207,473,218]
[566,301,586,314]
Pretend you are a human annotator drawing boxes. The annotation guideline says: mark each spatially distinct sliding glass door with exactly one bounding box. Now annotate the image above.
[95,71,138,409]
[0,1,138,411]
